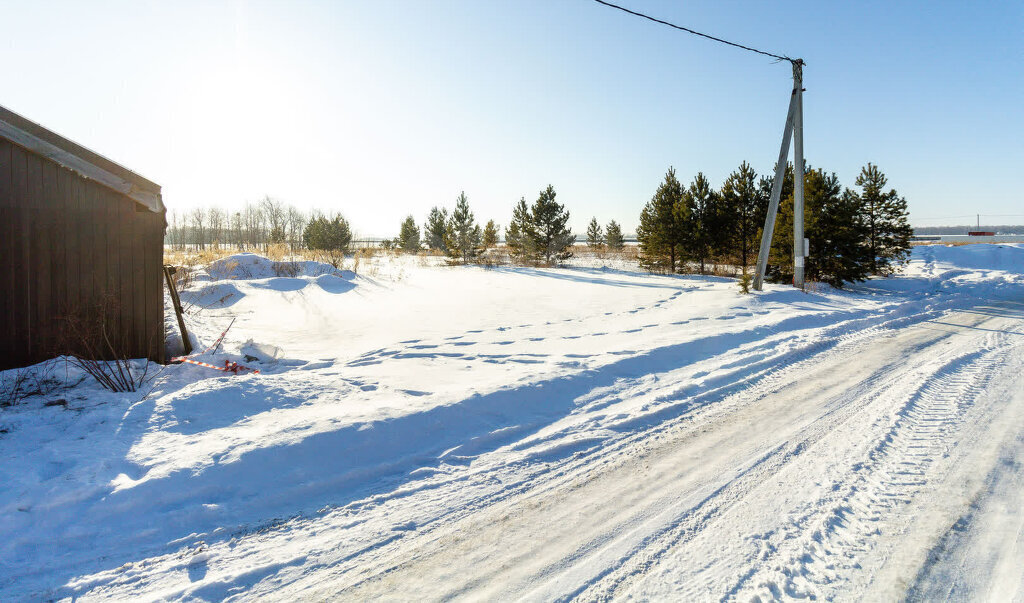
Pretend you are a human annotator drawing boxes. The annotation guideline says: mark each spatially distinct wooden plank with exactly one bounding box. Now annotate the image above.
[89,183,112,358]
[130,201,146,359]
[115,195,133,357]
[100,188,121,353]
[149,212,167,362]
[77,178,100,356]
[62,168,82,344]
[0,207,12,368]
[10,144,31,365]
[0,139,11,208]
[27,153,51,361]
[0,140,12,367]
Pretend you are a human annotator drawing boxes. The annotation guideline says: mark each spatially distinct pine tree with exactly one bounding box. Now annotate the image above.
[447,191,482,264]
[685,172,717,275]
[528,185,575,264]
[605,220,624,250]
[303,213,352,268]
[398,215,420,253]
[855,163,912,275]
[505,198,532,262]
[586,217,604,249]
[768,164,873,287]
[719,161,766,272]
[482,219,499,249]
[637,167,685,272]
[424,206,450,253]
[814,185,872,287]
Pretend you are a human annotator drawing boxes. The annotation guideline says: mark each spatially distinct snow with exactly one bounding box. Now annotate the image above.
[1,244,1023,600]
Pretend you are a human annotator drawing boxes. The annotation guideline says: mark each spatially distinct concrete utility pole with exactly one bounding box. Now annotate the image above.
[753,59,806,291]
[792,61,805,289]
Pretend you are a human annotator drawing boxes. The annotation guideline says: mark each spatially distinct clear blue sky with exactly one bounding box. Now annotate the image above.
[2,1,1021,235]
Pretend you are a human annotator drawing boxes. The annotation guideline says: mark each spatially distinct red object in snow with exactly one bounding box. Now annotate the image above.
[968,231,995,236]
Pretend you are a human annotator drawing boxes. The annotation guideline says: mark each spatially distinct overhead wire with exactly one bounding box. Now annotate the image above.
[592,0,798,64]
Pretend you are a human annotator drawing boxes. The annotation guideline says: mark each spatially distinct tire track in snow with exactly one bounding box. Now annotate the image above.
[740,342,1009,600]
[573,322,1015,602]
[301,304,973,600]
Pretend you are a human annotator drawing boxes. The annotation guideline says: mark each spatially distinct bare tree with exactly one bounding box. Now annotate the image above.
[207,207,226,249]
[166,209,182,250]
[287,205,308,251]
[261,196,287,248]
[230,210,243,250]
[189,208,207,251]
[242,202,265,251]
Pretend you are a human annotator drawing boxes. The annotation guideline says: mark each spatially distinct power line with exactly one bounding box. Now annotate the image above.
[592,0,797,64]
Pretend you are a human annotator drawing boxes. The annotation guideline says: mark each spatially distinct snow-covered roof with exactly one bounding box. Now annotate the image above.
[0,104,163,213]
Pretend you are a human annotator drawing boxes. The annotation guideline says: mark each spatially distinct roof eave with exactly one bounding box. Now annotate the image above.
[0,106,164,213]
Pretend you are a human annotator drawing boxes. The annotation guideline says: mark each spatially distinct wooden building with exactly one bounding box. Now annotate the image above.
[0,105,166,370]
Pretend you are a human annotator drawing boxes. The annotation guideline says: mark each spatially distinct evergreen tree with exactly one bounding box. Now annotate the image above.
[447,191,482,264]
[719,161,766,271]
[684,172,717,274]
[303,213,352,268]
[527,185,575,264]
[505,198,532,261]
[637,167,685,272]
[398,215,420,253]
[586,217,604,248]
[768,164,873,287]
[424,206,450,253]
[605,220,624,250]
[855,163,912,275]
[482,219,499,249]
[813,186,872,287]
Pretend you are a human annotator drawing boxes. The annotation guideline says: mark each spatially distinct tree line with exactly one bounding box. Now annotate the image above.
[166,161,913,287]
[166,196,312,252]
[636,161,912,286]
[382,184,579,265]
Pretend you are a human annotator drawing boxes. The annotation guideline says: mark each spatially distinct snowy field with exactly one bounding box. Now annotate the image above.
[2,244,1023,601]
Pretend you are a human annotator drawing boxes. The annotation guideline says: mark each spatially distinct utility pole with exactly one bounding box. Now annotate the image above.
[753,59,805,291]
[793,61,805,289]
[591,1,806,291]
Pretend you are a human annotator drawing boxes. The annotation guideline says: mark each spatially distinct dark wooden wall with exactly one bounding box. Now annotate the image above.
[0,137,165,370]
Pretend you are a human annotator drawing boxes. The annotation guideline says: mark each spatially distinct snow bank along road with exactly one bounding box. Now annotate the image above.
[1,245,1023,600]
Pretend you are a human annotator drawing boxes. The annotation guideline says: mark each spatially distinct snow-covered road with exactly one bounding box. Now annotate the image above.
[2,245,1023,601]
[253,302,1024,601]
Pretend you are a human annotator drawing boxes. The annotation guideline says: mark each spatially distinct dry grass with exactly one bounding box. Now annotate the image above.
[1,358,63,407]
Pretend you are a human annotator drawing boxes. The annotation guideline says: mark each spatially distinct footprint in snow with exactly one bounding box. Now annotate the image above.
[401,389,431,397]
